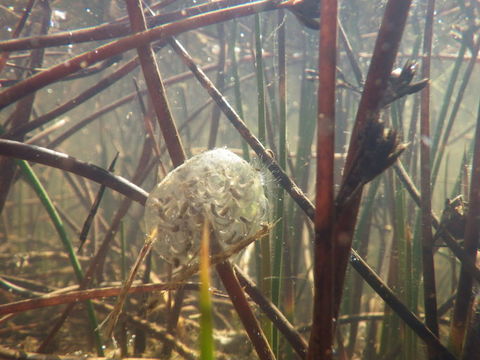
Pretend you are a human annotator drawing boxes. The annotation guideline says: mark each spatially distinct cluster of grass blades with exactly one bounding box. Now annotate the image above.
[1,0,480,359]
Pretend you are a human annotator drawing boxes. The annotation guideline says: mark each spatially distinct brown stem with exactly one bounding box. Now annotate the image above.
[449,95,480,356]
[0,282,194,316]
[307,0,337,358]
[3,57,140,140]
[126,0,185,167]
[235,267,308,359]
[216,261,275,360]
[0,0,252,52]
[0,0,51,214]
[332,0,413,317]
[0,0,35,73]
[0,0,283,110]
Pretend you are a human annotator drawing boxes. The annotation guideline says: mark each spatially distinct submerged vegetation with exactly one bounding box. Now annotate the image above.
[0,0,479,359]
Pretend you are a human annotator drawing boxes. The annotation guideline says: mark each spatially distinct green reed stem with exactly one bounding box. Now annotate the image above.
[207,23,227,149]
[254,14,266,145]
[228,20,250,162]
[120,221,126,281]
[348,177,380,356]
[17,159,104,356]
[254,12,272,342]
[271,9,286,356]
[430,41,467,160]
[431,36,480,189]
[379,173,402,357]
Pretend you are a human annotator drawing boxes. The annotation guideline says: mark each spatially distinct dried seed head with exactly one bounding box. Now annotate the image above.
[336,121,407,210]
[145,148,268,266]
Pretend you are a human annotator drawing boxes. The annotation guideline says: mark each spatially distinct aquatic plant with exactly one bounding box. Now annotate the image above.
[1,0,479,359]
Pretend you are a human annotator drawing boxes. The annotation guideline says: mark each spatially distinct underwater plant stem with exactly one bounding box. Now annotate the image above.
[228,20,250,161]
[0,0,284,110]
[215,261,276,360]
[168,37,316,219]
[308,0,337,358]
[37,140,153,352]
[17,160,104,356]
[168,35,456,356]
[333,0,412,317]
[0,0,255,52]
[347,178,380,356]
[45,63,222,149]
[207,23,227,149]
[0,1,50,214]
[3,56,141,140]
[350,251,456,360]
[0,0,34,73]
[419,0,440,351]
[253,11,272,341]
[271,9,286,356]
[449,97,480,356]
[338,20,363,86]
[431,36,480,188]
[430,42,467,164]
[235,266,308,359]
[254,14,266,146]
[0,139,149,204]
[125,3,189,348]
[394,161,480,282]
[78,153,119,252]
[126,0,185,166]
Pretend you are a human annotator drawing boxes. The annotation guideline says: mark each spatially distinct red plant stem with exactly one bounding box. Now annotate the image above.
[215,261,276,360]
[0,0,282,110]
[307,0,337,358]
[0,1,51,213]
[0,0,35,73]
[235,267,308,359]
[0,282,196,317]
[4,57,140,139]
[449,98,480,355]
[333,0,413,315]
[4,54,260,141]
[0,0,251,52]
[126,0,185,166]
[419,1,440,357]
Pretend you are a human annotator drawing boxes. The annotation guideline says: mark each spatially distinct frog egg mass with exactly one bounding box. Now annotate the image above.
[144,148,268,266]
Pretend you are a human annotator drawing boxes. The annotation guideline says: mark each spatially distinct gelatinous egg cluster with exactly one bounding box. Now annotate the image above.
[145,148,268,266]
